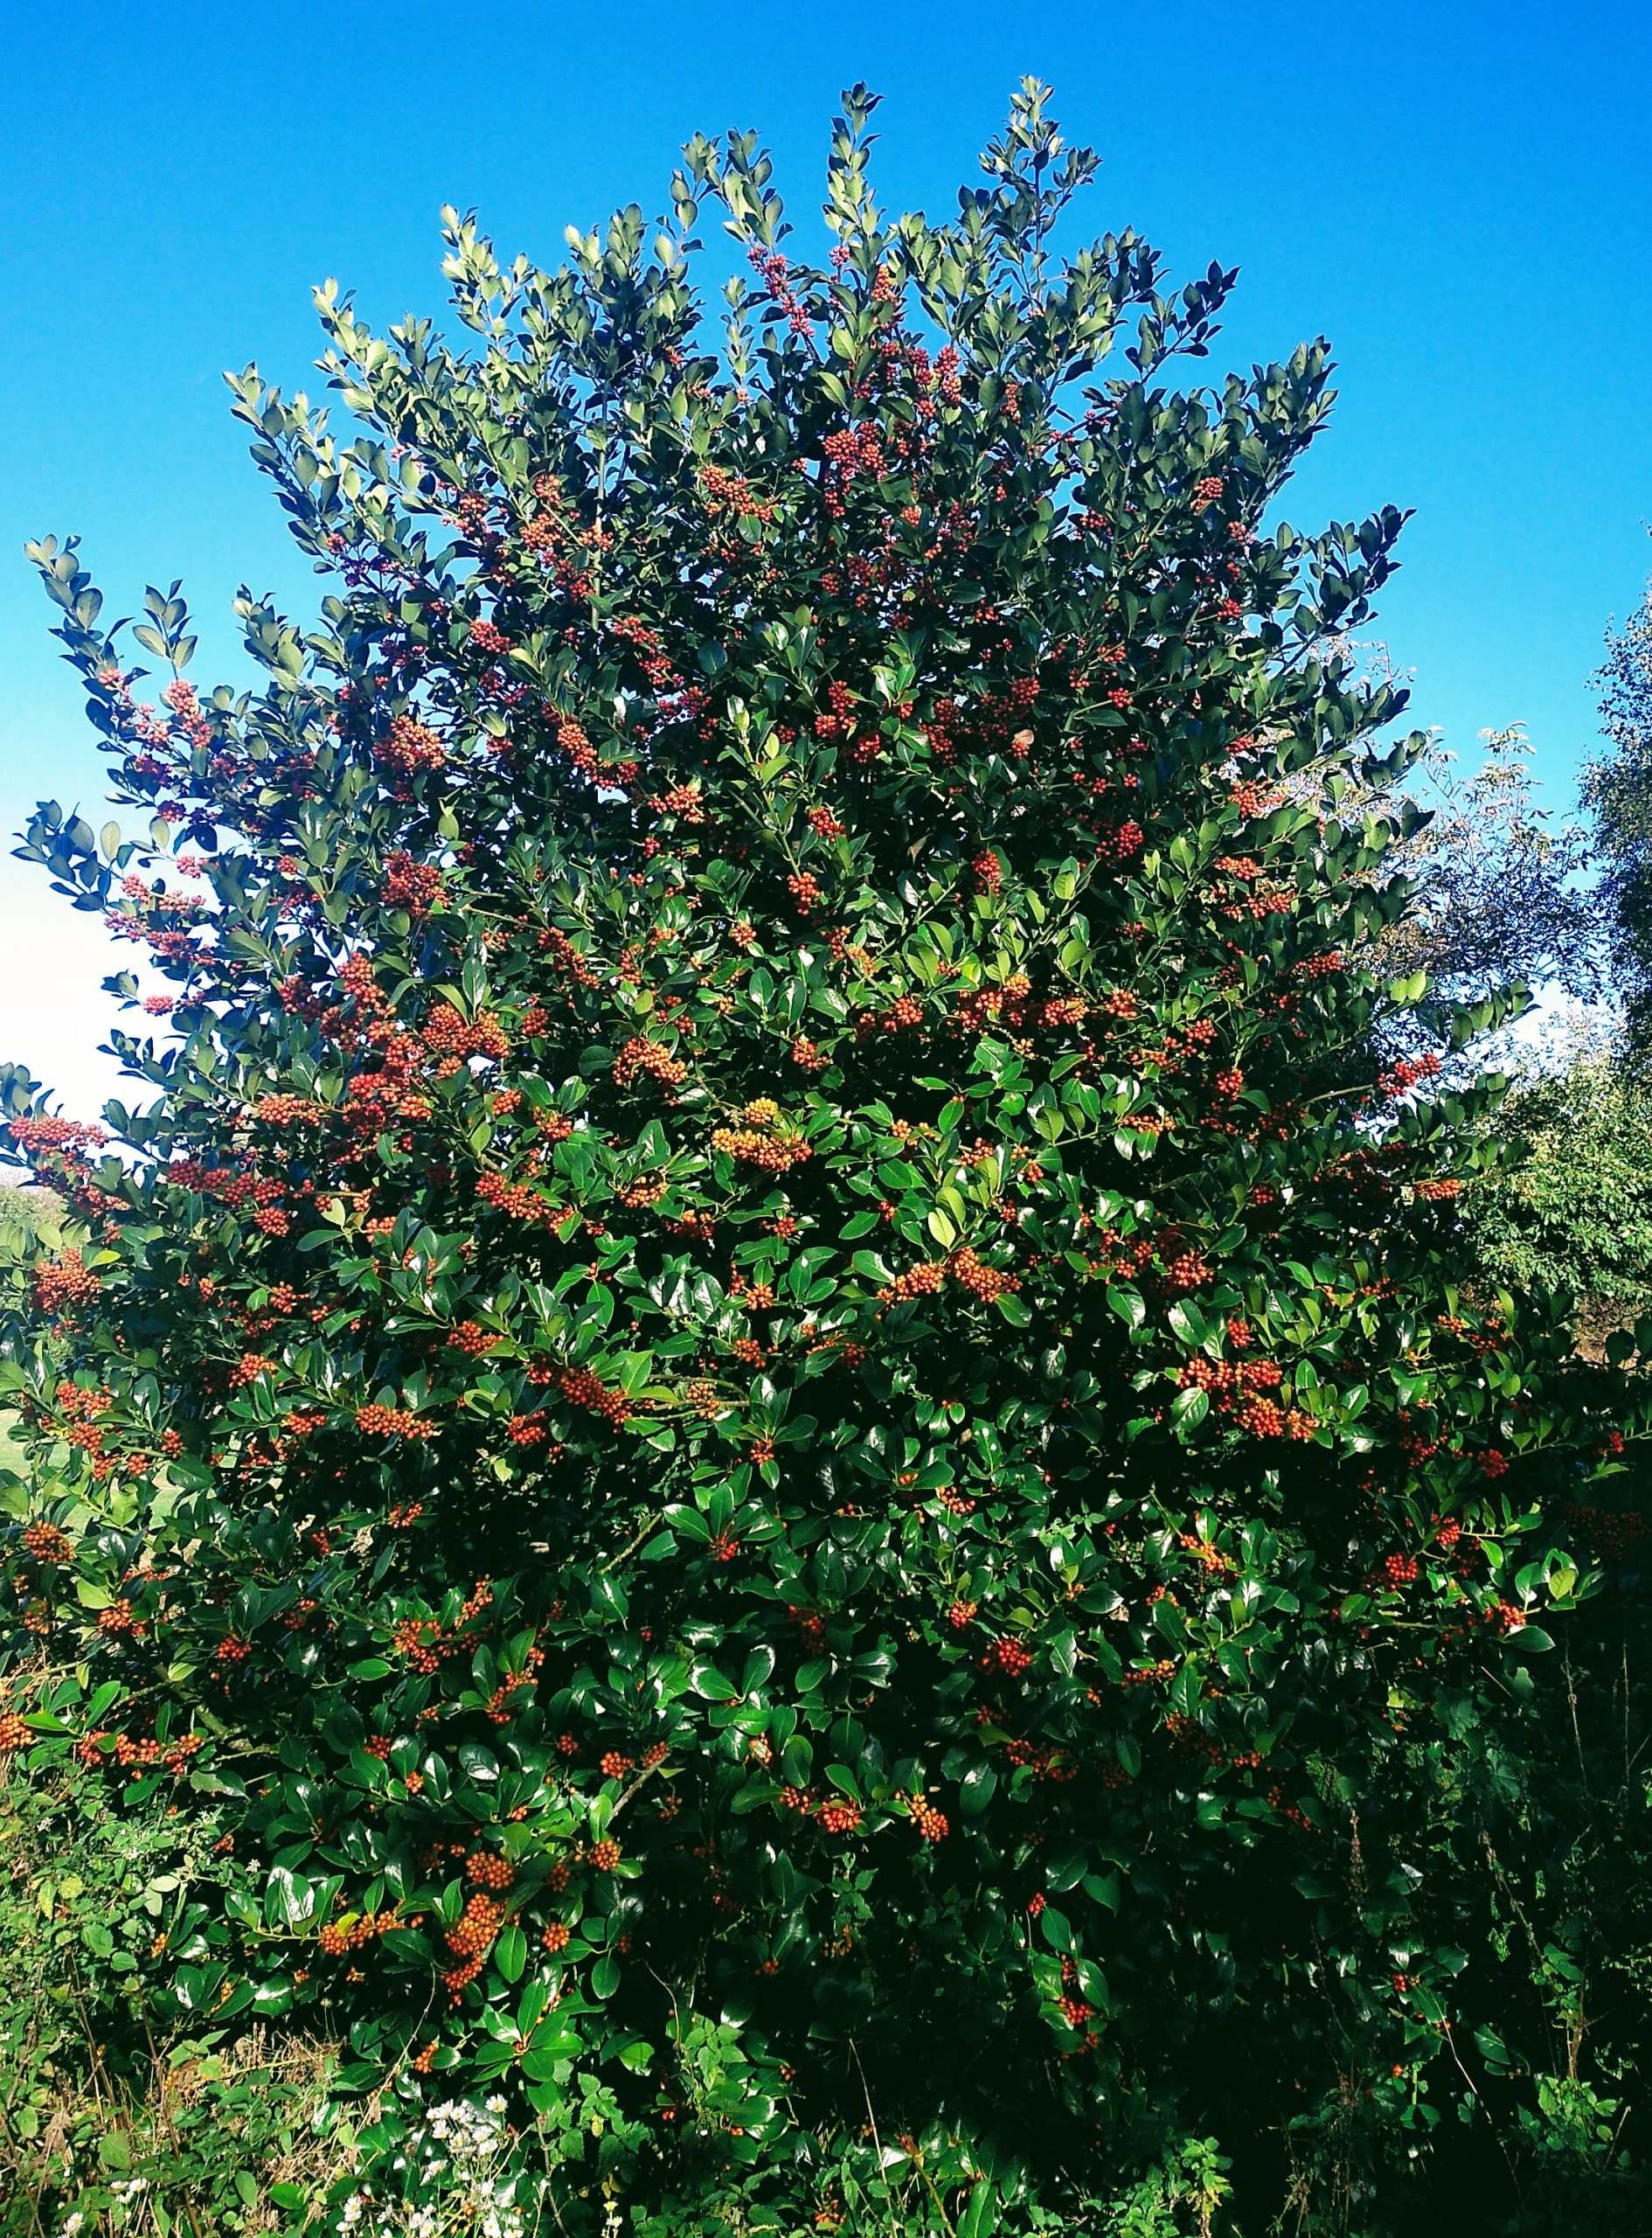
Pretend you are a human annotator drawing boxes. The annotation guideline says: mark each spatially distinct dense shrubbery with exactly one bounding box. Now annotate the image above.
[0,1763,349,2228]
[1465,1047,1652,1339]
[3,84,1650,2235]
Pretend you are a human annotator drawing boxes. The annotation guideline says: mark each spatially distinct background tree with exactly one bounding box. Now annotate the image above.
[1584,579,1652,1054]
[0,1187,59,1479]
[1461,1032,1652,1343]
[0,84,1640,2237]
[1365,717,1600,1054]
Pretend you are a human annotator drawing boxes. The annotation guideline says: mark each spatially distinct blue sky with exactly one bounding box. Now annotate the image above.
[3,0,1649,1116]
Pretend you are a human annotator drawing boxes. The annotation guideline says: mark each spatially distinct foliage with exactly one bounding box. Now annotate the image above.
[1357,718,1600,1058]
[1463,1044,1652,1340]
[0,1190,63,1477]
[1585,581,1652,1058]
[1,82,1645,2234]
[0,1762,344,2234]
[1434,1544,1652,2238]
[0,1185,65,1261]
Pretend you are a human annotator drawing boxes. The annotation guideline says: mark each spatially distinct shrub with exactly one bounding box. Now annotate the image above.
[1464,1044,1652,1342]
[0,1763,344,2233]
[0,82,1640,2234]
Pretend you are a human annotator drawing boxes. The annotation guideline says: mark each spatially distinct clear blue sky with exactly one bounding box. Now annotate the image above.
[3,0,1649,1116]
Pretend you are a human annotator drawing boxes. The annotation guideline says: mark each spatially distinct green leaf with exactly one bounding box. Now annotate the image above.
[958,2180,996,2238]
[960,1762,997,1818]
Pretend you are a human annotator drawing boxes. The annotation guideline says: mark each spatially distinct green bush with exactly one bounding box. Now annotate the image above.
[1464,1048,1652,1339]
[0,1762,344,2234]
[1,82,1645,2235]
